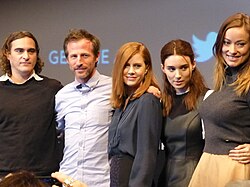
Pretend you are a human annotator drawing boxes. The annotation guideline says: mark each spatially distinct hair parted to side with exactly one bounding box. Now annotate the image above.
[63,28,100,59]
[160,39,207,116]
[111,41,159,109]
[0,31,44,76]
[213,12,250,96]
[0,171,48,187]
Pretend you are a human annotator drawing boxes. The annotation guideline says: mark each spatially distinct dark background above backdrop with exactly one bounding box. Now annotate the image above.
[0,0,249,88]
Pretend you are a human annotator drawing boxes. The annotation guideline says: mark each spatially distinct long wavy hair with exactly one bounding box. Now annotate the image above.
[213,12,250,96]
[160,39,207,116]
[111,42,159,109]
[0,31,44,76]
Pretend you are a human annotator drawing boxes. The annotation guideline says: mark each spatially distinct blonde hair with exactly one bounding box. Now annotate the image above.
[213,12,250,96]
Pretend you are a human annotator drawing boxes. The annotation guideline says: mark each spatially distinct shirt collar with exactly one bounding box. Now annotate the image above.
[176,88,190,95]
[0,71,43,83]
[74,70,100,90]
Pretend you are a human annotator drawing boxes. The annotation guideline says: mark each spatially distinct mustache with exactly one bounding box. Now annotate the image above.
[74,64,83,70]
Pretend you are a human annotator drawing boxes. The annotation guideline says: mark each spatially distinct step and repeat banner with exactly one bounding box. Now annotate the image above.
[0,0,249,87]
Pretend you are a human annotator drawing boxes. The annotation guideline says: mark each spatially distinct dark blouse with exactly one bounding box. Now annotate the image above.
[108,93,162,186]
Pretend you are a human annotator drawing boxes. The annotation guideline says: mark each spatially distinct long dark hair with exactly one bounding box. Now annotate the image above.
[160,39,207,116]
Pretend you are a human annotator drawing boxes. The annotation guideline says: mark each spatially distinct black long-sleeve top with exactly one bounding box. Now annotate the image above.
[108,93,162,186]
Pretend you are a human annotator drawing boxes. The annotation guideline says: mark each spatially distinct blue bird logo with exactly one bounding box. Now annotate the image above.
[192,32,218,63]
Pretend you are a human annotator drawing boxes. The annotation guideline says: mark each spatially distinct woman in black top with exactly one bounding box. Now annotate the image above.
[108,42,162,187]
[159,39,208,187]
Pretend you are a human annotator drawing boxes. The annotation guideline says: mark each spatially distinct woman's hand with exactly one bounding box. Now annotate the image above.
[51,172,87,187]
[147,86,161,99]
[229,144,250,164]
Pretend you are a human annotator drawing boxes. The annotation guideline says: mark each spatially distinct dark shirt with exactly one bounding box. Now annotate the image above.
[161,92,205,187]
[0,76,63,177]
[109,93,162,186]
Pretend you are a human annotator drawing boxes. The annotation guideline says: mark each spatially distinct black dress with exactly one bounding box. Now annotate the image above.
[161,93,205,187]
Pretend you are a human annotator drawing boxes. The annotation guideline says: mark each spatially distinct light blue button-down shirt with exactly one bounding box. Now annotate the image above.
[55,71,112,187]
